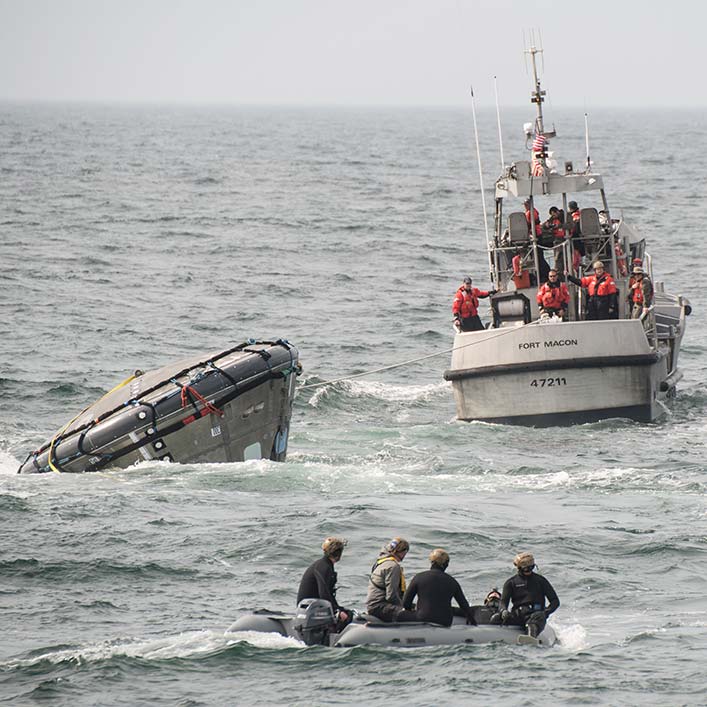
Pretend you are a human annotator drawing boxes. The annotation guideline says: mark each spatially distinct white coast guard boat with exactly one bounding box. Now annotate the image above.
[444,46,691,425]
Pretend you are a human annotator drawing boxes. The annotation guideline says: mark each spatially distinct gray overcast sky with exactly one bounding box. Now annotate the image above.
[1,0,706,107]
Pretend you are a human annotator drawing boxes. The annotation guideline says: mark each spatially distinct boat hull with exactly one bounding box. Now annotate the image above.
[334,620,556,648]
[444,320,672,425]
[227,612,557,648]
[18,340,300,473]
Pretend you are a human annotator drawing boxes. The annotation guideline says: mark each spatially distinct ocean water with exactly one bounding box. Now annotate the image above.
[1,102,706,706]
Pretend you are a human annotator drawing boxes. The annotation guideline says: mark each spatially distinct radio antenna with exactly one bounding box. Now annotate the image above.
[584,112,591,171]
[493,76,505,170]
[470,85,492,278]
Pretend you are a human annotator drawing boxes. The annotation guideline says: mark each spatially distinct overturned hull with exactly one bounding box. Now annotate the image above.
[18,339,300,473]
[444,320,677,426]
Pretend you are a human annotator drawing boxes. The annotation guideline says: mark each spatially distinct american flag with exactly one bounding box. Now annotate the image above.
[531,133,548,177]
[531,160,545,177]
[532,133,548,155]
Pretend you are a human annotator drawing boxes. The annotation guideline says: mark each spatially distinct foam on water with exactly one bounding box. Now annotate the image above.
[552,621,589,652]
[3,630,233,669]
[224,630,304,650]
[306,379,448,409]
[0,449,20,475]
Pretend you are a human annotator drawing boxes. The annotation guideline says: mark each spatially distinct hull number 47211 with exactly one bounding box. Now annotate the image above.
[530,377,567,387]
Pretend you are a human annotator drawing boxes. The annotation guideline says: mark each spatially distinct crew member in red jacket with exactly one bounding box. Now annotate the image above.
[452,276,496,332]
[536,270,570,319]
[523,199,542,237]
[567,200,585,257]
[567,261,618,320]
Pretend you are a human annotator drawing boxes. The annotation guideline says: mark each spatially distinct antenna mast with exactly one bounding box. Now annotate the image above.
[527,45,545,135]
[524,33,555,179]
[493,76,505,170]
[469,85,493,284]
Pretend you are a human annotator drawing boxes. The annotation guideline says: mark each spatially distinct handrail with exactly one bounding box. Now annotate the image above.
[640,304,657,349]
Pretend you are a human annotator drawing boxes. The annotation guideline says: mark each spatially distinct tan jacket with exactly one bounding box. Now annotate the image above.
[366,555,405,611]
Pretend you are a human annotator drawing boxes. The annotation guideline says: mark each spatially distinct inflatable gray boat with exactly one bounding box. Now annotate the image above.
[18,339,300,473]
[228,599,557,648]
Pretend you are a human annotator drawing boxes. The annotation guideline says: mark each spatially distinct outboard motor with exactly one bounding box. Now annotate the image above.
[292,598,336,646]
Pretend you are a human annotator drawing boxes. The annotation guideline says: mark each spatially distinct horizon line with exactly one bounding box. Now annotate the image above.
[0,97,704,111]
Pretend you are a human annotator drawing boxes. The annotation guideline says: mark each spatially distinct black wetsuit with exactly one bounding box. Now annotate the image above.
[296,556,340,610]
[470,604,498,624]
[500,571,559,636]
[401,566,474,626]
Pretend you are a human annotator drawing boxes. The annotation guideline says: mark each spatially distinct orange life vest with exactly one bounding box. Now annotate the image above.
[631,277,653,305]
[580,273,617,297]
[525,207,542,236]
[453,287,489,318]
[537,282,570,310]
[547,217,565,239]
[615,243,628,276]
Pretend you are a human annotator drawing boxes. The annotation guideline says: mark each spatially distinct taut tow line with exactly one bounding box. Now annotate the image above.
[298,326,522,391]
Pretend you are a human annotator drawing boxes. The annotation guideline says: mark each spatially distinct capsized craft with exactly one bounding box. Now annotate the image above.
[444,46,691,425]
[18,339,300,473]
[228,599,557,648]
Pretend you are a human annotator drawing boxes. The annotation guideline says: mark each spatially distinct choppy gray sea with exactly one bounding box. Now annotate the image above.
[1,103,706,706]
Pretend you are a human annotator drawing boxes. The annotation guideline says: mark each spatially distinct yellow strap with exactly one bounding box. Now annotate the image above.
[104,373,137,396]
[46,372,139,473]
[375,556,406,593]
[375,555,398,566]
[47,413,81,473]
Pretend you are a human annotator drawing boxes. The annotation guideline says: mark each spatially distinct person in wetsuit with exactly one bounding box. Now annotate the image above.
[496,552,559,638]
[471,587,502,624]
[296,536,351,630]
[400,549,476,626]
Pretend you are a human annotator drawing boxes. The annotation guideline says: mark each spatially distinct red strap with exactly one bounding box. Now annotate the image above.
[180,385,224,417]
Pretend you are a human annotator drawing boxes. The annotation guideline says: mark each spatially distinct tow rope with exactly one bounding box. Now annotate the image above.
[298,325,524,391]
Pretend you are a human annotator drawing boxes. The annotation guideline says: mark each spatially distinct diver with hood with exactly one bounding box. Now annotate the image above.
[495,552,559,638]
[296,536,352,630]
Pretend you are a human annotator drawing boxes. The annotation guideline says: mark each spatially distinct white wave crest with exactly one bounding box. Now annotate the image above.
[552,621,588,652]
[0,448,21,475]
[308,379,447,407]
[224,629,303,649]
[3,630,232,668]
[2,626,302,670]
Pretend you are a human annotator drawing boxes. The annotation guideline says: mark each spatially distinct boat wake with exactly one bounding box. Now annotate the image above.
[2,627,310,675]
[2,630,233,670]
[305,378,448,409]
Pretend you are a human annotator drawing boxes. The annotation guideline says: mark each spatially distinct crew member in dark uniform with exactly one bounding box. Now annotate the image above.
[567,261,618,320]
[296,537,352,630]
[496,551,559,638]
[400,549,476,626]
